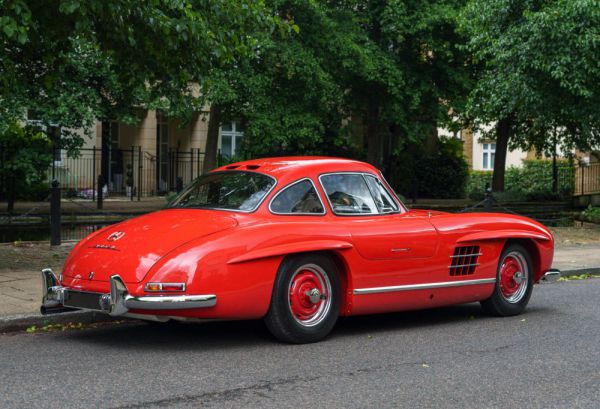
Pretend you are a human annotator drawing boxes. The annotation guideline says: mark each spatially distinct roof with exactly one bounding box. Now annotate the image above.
[212,156,379,182]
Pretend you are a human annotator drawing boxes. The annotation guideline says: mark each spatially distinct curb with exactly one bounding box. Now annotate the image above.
[559,267,600,277]
[0,310,133,334]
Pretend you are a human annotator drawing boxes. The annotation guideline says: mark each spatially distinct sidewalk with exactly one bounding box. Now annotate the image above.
[1,243,599,325]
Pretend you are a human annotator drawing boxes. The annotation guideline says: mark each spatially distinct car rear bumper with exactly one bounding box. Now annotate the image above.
[542,269,561,283]
[41,268,217,316]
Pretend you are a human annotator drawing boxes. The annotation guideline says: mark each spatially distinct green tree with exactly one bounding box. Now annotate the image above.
[206,0,473,177]
[0,123,52,213]
[461,0,600,191]
[0,0,277,204]
[1,0,274,142]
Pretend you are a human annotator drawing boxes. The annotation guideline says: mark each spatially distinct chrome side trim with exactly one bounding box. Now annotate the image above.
[450,253,483,258]
[447,263,480,269]
[353,278,496,295]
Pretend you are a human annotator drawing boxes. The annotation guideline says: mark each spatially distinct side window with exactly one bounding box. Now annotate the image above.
[270,179,325,214]
[320,174,378,215]
[364,175,399,213]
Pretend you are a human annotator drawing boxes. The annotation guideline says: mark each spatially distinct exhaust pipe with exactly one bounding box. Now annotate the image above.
[40,305,77,315]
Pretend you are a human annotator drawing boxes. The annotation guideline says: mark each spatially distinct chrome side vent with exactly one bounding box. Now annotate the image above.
[449,246,481,276]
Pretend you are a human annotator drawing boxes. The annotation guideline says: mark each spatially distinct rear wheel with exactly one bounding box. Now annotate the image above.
[265,254,341,343]
[481,244,534,316]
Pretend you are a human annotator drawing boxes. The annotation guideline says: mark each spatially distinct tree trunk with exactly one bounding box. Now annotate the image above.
[492,117,511,192]
[424,126,439,155]
[366,106,382,168]
[202,105,222,173]
[6,175,15,214]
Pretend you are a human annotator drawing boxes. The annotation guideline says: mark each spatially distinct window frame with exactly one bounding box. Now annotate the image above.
[168,170,278,214]
[482,142,496,170]
[268,177,327,216]
[318,172,403,217]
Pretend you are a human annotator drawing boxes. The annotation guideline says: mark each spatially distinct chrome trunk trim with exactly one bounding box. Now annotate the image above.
[353,278,497,295]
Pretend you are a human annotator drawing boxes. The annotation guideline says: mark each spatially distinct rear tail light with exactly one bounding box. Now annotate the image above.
[144,282,186,292]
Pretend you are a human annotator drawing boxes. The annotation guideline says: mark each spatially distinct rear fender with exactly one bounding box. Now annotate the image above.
[228,240,353,264]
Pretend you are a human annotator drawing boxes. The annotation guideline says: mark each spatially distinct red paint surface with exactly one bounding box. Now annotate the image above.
[59,157,555,320]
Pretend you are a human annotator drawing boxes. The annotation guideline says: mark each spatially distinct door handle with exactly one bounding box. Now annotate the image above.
[391,248,411,253]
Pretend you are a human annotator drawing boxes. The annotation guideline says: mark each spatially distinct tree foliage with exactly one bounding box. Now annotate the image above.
[461,0,600,190]
[0,0,275,149]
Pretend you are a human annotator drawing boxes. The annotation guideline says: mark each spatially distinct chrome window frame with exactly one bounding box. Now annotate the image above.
[318,172,402,216]
[168,170,277,214]
[268,177,327,216]
[362,174,400,214]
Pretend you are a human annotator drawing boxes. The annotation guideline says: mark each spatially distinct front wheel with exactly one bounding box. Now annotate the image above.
[481,243,534,316]
[265,254,341,343]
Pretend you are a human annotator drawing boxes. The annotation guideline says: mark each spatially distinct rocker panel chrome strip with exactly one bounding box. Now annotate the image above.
[353,278,496,295]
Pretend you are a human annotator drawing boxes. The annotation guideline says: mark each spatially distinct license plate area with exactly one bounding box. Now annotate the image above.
[63,290,104,311]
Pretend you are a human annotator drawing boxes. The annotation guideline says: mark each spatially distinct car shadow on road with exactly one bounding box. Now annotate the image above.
[63,302,557,350]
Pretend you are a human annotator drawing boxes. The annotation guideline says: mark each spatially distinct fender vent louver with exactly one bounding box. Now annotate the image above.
[449,246,481,276]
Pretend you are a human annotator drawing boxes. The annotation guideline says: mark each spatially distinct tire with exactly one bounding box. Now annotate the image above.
[264,253,341,343]
[481,243,534,316]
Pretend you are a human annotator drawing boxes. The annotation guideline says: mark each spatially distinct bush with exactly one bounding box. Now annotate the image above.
[466,160,575,201]
[390,138,469,199]
[581,205,600,223]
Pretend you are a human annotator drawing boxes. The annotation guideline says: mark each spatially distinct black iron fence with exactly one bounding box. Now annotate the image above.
[49,147,206,199]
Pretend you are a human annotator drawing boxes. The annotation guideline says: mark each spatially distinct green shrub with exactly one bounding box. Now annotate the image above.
[466,160,574,201]
[391,138,469,199]
[581,205,600,223]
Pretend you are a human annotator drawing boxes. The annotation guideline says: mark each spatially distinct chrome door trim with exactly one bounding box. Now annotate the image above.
[353,278,496,295]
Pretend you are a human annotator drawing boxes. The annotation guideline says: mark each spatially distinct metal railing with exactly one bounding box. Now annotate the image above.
[574,162,600,196]
[49,147,206,199]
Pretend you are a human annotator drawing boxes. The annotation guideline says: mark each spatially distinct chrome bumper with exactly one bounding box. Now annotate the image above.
[542,269,561,283]
[41,269,217,316]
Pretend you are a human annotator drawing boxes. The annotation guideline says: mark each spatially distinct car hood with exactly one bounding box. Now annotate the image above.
[62,209,238,284]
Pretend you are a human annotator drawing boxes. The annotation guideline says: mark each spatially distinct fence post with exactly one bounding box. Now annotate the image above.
[50,180,61,246]
[190,147,194,182]
[92,146,96,201]
[97,174,103,210]
[137,146,142,201]
[581,166,585,196]
[484,185,493,211]
[130,146,134,201]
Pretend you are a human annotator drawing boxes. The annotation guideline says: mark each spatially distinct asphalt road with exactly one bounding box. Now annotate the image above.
[1,280,599,409]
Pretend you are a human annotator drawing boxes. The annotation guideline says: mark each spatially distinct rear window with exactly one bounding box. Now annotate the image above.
[169,171,275,212]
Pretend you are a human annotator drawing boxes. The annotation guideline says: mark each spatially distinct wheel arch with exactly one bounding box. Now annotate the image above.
[278,250,353,316]
[503,238,543,282]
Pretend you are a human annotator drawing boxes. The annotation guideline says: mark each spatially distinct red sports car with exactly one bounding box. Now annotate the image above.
[42,157,560,343]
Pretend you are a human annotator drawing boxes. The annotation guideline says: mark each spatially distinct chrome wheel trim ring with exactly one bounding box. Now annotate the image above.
[499,251,529,304]
[287,263,333,327]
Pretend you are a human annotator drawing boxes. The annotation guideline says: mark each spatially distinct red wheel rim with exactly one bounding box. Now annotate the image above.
[499,252,528,303]
[288,264,332,327]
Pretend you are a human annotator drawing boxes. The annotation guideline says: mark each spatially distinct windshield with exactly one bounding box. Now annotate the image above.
[168,171,276,211]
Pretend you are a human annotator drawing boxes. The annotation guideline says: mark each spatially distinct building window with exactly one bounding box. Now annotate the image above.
[482,143,496,170]
[219,122,244,159]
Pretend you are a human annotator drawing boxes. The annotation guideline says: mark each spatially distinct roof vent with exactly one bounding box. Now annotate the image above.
[449,246,481,276]
[246,165,260,170]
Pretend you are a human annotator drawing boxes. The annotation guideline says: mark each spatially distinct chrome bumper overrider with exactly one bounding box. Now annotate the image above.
[41,269,217,316]
[542,269,561,283]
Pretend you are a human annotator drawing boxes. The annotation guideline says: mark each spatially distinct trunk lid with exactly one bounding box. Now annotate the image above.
[62,209,238,283]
